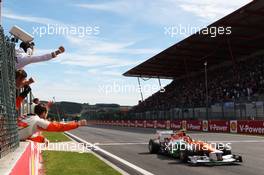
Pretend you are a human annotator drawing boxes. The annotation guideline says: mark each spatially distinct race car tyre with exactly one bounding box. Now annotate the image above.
[149,139,160,154]
[238,156,243,162]
[179,150,189,162]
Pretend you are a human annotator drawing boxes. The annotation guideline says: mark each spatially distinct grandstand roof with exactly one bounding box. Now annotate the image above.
[123,0,264,79]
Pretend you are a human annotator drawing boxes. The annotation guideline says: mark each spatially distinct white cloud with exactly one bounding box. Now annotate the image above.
[76,0,252,23]
[87,69,122,77]
[66,36,159,55]
[3,9,61,25]
[59,52,140,68]
[31,78,142,105]
[57,35,158,69]
[177,0,252,20]
[75,0,184,25]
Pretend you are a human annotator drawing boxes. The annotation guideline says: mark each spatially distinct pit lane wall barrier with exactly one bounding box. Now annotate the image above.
[88,120,264,135]
[10,141,41,175]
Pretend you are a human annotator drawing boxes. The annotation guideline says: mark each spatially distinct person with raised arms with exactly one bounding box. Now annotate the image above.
[18,103,87,143]
[16,41,65,69]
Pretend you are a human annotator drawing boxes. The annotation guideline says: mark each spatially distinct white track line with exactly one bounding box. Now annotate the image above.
[95,140,264,146]
[65,132,155,175]
[95,140,264,145]
[207,140,264,143]
[96,142,148,146]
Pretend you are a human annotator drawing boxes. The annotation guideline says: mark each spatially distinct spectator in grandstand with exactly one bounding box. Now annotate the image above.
[18,103,87,143]
[15,41,65,69]
[15,69,35,110]
[15,69,34,89]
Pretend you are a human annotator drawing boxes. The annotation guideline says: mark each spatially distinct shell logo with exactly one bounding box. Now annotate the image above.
[166,120,171,129]
[230,120,237,133]
[202,120,208,132]
[181,120,187,130]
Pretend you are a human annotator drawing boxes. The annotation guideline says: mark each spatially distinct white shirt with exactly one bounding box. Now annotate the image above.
[18,115,50,140]
[15,48,53,69]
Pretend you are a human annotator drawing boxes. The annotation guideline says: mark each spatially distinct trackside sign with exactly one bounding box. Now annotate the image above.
[93,119,264,135]
[187,120,202,131]
[208,120,229,133]
[238,121,264,134]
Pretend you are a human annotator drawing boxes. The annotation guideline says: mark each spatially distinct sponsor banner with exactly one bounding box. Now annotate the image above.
[143,120,147,128]
[130,120,135,127]
[202,120,208,132]
[209,120,229,133]
[146,120,155,128]
[166,120,171,129]
[237,120,264,135]
[181,120,187,130]
[157,120,166,129]
[187,120,202,131]
[123,120,128,127]
[121,120,124,127]
[154,120,157,128]
[137,120,144,127]
[170,120,181,130]
[230,120,237,133]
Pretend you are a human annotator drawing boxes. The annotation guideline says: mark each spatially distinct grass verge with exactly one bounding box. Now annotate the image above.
[42,151,121,175]
[42,132,71,142]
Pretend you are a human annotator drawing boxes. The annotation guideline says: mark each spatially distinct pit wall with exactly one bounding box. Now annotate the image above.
[88,120,264,135]
[10,141,41,175]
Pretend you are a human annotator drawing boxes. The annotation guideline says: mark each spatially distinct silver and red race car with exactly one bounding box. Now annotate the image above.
[148,130,243,165]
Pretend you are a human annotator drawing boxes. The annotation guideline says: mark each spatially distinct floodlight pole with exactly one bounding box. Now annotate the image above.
[204,62,209,120]
[137,77,144,102]
[53,96,61,121]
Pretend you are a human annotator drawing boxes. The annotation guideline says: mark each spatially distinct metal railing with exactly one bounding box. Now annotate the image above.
[0,27,19,159]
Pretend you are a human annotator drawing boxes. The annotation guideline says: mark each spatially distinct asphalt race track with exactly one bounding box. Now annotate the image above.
[68,125,264,175]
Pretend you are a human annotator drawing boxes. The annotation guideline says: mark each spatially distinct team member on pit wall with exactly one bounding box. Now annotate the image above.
[18,103,87,143]
[16,41,65,69]
[15,69,34,89]
[15,69,35,110]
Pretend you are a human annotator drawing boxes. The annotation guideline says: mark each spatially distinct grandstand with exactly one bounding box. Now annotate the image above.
[123,0,264,121]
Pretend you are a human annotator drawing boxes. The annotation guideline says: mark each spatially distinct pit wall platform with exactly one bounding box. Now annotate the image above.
[0,141,41,175]
[89,120,264,135]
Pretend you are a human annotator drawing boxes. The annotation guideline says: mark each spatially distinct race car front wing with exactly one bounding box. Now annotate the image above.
[188,154,243,165]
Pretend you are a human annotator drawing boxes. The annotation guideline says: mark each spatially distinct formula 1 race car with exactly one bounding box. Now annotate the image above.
[148,130,243,165]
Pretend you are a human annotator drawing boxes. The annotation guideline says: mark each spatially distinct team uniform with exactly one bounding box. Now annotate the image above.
[15,48,54,69]
[18,115,79,143]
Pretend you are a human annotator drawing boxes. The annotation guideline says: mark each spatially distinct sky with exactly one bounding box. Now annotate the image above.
[2,0,251,106]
